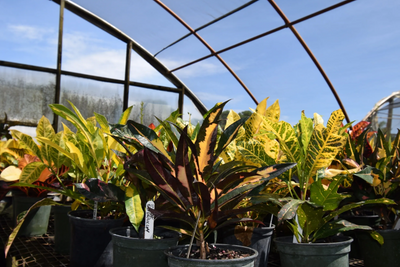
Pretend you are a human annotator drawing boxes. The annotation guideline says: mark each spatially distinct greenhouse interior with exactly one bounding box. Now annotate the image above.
[1,0,400,266]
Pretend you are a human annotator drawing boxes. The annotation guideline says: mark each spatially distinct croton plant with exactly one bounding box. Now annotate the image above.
[111,100,296,259]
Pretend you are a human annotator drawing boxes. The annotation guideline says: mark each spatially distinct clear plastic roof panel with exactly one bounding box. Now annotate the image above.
[1,0,400,129]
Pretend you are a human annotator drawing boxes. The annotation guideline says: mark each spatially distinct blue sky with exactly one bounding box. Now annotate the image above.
[1,0,400,127]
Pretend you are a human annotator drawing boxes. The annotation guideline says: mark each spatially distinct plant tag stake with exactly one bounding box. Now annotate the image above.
[93,200,98,220]
[293,214,303,243]
[144,200,155,239]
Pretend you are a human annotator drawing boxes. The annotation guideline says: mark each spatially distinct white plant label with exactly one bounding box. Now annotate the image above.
[93,200,98,220]
[144,200,155,239]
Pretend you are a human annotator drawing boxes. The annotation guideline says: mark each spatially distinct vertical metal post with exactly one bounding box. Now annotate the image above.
[386,98,393,138]
[178,86,185,118]
[53,0,65,131]
[123,42,132,111]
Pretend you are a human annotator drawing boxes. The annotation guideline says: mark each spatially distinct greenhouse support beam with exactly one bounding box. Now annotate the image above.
[0,60,181,94]
[169,0,355,74]
[154,0,259,57]
[268,0,352,125]
[124,42,132,111]
[52,0,207,116]
[54,0,65,131]
[155,0,259,105]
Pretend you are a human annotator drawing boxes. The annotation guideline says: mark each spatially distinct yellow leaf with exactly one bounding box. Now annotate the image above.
[0,166,21,182]
[265,99,280,122]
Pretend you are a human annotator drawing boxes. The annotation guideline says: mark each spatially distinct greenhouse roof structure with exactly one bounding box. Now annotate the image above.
[1,0,400,134]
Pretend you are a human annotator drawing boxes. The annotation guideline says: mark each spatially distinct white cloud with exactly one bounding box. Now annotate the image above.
[62,49,126,79]
[7,24,53,41]
[162,58,224,78]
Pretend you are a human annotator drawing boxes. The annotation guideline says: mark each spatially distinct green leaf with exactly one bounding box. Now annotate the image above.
[260,117,301,173]
[277,199,304,223]
[313,219,373,241]
[94,112,110,133]
[119,106,133,124]
[215,117,247,157]
[369,230,384,245]
[11,130,42,160]
[125,184,144,232]
[353,166,375,184]
[237,139,276,167]
[304,110,346,182]
[36,116,55,140]
[5,198,62,257]
[310,176,346,211]
[20,162,47,184]
[296,202,324,239]
[299,111,313,156]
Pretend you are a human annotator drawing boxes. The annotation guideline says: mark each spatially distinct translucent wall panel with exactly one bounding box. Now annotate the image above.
[128,87,178,127]
[72,0,189,55]
[0,66,55,124]
[62,8,127,80]
[59,75,124,130]
[197,1,282,51]
[0,1,59,68]
[130,52,175,87]
[8,126,37,138]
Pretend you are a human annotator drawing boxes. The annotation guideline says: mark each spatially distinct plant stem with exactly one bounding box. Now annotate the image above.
[187,211,201,259]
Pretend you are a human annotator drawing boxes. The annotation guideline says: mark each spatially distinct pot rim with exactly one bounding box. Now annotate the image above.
[68,209,125,221]
[274,235,353,247]
[164,243,258,262]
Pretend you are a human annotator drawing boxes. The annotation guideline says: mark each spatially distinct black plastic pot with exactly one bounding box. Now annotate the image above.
[53,205,71,254]
[165,244,258,267]
[274,235,353,267]
[68,210,125,267]
[340,214,380,259]
[12,195,51,236]
[222,225,274,267]
[356,228,400,267]
[110,226,180,267]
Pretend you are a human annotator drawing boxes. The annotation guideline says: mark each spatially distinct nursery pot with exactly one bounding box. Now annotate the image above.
[222,225,275,267]
[53,205,71,254]
[274,235,353,267]
[12,195,51,236]
[356,228,400,267]
[340,213,380,259]
[68,210,125,267]
[165,243,258,267]
[110,226,180,267]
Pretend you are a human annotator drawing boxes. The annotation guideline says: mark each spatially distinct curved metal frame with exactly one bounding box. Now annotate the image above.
[52,0,208,116]
[19,0,355,125]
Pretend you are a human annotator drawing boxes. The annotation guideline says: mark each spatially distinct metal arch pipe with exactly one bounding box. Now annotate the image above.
[154,0,259,105]
[267,0,352,125]
[51,0,208,115]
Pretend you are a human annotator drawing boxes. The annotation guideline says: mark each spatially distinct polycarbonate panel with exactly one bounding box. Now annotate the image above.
[372,102,400,137]
[0,0,59,68]
[128,86,178,127]
[274,0,343,21]
[292,0,400,123]
[71,0,189,55]
[59,75,124,130]
[130,51,174,87]
[173,56,257,115]
[221,29,338,125]
[62,8,127,80]
[162,0,251,29]
[156,35,211,70]
[188,1,282,51]
[0,66,55,124]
